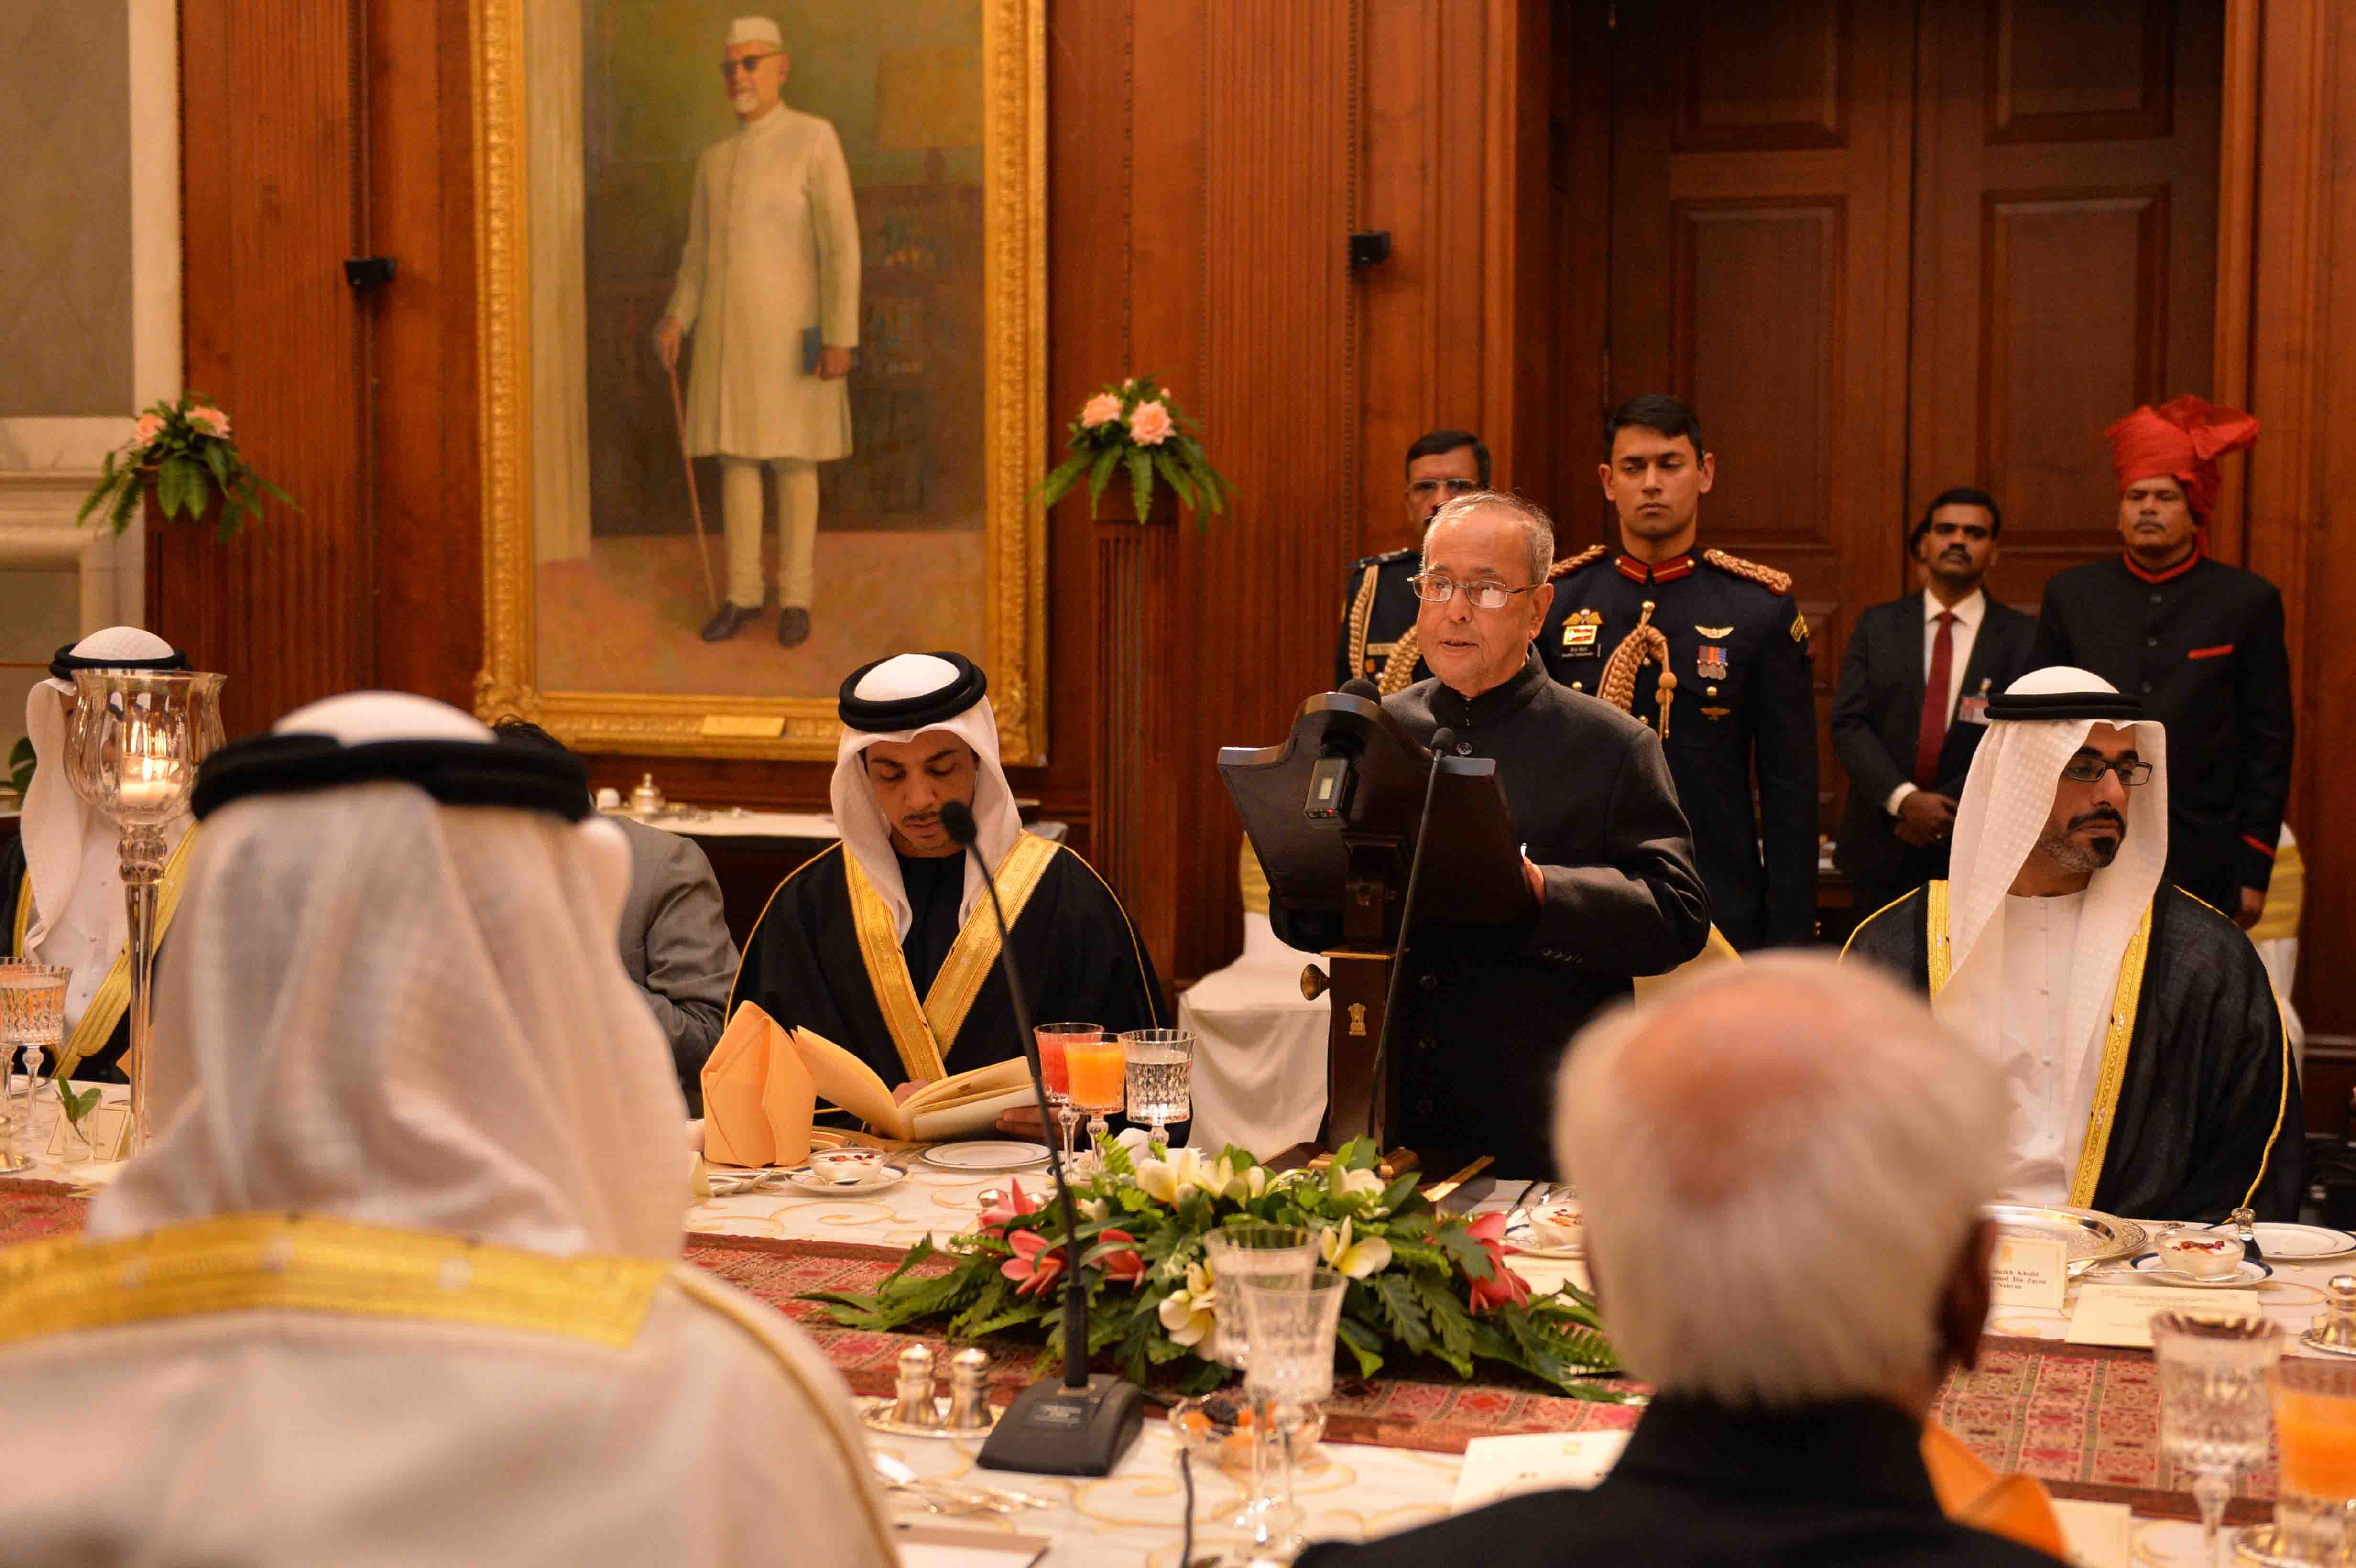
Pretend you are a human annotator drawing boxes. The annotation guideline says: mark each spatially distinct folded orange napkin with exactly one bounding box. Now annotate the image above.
[1921,1423,2066,1557]
[700,1003,820,1168]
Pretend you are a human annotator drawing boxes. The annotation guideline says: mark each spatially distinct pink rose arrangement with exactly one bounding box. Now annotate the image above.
[1037,371,1234,523]
[79,392,294,542]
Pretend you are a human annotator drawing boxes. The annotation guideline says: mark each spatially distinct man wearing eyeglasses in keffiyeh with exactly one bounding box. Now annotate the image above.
[1843,666,2300,1224]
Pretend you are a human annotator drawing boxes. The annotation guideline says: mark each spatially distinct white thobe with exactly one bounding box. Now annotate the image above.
[24,817,191,1036]
[666,106,860,461]
[1994,890,2095,1206]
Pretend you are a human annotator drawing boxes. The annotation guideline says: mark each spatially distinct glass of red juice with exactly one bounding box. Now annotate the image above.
[1033,1023,1099,1174]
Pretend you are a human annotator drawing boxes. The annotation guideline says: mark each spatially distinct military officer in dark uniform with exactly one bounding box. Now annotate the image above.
[1334,429,1489,692]
[2033,396,2290,928]
[1540,395,1819,950]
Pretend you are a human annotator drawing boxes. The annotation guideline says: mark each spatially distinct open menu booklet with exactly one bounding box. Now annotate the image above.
[702,1002,1039,1157]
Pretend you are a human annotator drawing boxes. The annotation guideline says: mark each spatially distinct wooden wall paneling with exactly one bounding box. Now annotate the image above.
[171,1,369,739]
[1605,0,1915,838]
[1552,0,1614,547]
[1907,0,2223,608]
[366,0,478,711]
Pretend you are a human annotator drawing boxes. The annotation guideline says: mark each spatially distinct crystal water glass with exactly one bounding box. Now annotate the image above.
[1201,1225,1319,1538]
[0,963,69,1175]
[1032,1022,1098,1177]
[1235,1267,1349,1564]
[2151,1311,2280,1566]
[2269,1357,2356,1562]
[1120,1027,1193,1150]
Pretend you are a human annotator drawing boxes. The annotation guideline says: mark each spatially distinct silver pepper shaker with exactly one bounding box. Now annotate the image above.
[890,1344,942,1427]
[2311,1275,2356,1354]
[945,1347,993,1429]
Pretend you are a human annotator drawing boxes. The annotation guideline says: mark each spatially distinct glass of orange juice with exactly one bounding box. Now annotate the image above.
[1064,1031,1126,1170]
[2270,1358,2356,1561]
[1033,1023,1099,1176]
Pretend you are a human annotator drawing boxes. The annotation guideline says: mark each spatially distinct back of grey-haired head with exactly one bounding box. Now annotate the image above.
[1422,491,1555,586]
[1554,955,2003,1407]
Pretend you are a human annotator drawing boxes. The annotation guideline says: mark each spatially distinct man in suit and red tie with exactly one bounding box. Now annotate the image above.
[2032,398,2291,929]
[1832,489,2038,921]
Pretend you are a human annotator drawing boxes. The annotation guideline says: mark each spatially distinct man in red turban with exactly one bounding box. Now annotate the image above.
[2031,397,2292,928]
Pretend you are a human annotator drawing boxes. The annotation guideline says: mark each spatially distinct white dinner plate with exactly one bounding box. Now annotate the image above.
[2127,1253,2275,1288]
[786,1164,908,1197]
[1503,1224,1585,1262]
[2205,1222,2356,1260]
[919,1141,1051,1173]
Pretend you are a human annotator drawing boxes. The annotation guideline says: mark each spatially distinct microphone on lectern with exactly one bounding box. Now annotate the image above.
[939,799,1145,1476]
[1366,724,1457,1144]
[1308,679,1384,821]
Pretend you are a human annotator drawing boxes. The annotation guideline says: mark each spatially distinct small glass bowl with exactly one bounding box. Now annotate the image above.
[1168,1391,1326,1477]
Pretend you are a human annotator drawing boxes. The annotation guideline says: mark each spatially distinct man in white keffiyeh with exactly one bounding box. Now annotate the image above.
[727,652,1162,1121]
[0,692,895,1567]
[1845,667,2299,1221]
[1,628,196,1081]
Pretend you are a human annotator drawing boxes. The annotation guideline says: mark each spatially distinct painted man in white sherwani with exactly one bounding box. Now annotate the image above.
[656,15,861,648]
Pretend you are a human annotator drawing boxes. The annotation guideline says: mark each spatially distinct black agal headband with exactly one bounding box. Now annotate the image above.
[1984,689,2145,724]
[837,651,988,734]
[49,643,189,682]
[192,734,592,823]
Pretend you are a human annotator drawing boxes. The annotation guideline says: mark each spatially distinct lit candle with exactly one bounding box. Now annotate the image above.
[116,754,181,815]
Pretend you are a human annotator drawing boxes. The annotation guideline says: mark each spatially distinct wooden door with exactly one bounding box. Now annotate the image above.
[1579,0,1920,837]
[1908,0,2225,607]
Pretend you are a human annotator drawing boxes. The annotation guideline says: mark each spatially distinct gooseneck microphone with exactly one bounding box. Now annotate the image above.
[939,799,1144,1476]
[1366,725,1456,1148]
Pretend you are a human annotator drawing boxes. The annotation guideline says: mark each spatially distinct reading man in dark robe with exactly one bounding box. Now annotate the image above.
[1272,492,1710,1176]
[727,653,1163,1129]
[1843,667,2299,1222]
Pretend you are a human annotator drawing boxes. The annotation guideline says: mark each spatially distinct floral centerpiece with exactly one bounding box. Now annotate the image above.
[1036,373,1234,525]
[807,1139,1625,1399]
[77,392,297,542]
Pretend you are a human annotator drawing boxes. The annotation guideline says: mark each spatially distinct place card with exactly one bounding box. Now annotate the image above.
[1987,1234,2068,1312]
[893,1524,1048,1567]
[2064,1284,2262,1348]
[45,1104,131,1162]
[2051,1498,2132,1568]
[1450,1429,1630,1514]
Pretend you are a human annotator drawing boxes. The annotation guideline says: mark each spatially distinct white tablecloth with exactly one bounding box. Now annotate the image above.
[7,1105,2236,1566]
[1179,914,1329,1159]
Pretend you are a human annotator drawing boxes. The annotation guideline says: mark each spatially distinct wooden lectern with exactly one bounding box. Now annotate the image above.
[1218,692,1525,1153]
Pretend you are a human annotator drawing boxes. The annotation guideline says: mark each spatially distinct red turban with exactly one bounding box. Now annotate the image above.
[2104,395,2260,519]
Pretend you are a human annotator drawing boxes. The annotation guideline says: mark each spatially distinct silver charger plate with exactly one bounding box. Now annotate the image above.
[1984,1202,2148,1274]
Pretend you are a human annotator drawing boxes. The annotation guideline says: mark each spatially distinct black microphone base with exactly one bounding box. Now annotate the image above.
[976,1373,1145,1476]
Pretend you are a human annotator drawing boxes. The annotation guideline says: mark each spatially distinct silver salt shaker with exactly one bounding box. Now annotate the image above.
[890,1344,942,1427]
[2309,1274,2356,1355]
[945,1347,993,1429]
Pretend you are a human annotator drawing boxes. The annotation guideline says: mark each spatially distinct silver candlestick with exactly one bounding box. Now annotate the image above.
[64,669,225,1155]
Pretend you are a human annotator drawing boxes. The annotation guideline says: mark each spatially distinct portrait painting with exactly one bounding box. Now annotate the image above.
[476,0,1046,761]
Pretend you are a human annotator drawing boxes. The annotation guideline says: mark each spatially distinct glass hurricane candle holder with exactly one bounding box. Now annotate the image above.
[65,669,225,1155]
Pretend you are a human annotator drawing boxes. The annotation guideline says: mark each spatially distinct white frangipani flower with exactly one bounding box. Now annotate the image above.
[1157,1262,1217,1347]
[1319,1218,1393,1279]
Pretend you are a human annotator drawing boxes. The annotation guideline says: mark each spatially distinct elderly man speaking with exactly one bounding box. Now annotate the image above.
[1846,666,2298,1222]
[0,694,895,1566]
[1271,492,1708,1176]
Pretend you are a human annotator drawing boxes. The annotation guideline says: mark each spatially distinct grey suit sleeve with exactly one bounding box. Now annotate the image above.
[635,835,740,1108]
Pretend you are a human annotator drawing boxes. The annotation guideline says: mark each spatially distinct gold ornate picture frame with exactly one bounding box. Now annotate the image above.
[471,0,1048,762]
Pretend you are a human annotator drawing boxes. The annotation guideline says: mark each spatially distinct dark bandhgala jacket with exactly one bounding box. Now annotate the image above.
[1297,1396,2068,1568]
[2033,553,2293,914]
[1270,652,1708,1176]
[1832,591,2039,916]
[1844,881,2301,1223]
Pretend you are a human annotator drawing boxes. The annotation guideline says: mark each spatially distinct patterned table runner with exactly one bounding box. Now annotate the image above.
[0,1183,2256,1519]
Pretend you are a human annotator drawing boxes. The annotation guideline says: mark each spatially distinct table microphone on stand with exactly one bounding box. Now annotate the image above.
[940,798,1145,1476]
[1366,725,1454,1150]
